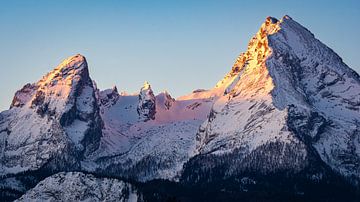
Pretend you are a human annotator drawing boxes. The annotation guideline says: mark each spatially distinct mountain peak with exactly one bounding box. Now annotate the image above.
[112,85,118,93]
[52,54,87,76]
[213,15,309,98]
[10,54,91,109]
[282,14,292,20]
[57,54,86,69]
[28,53,99,130]
[37,54,89,87]
[266,16,279,24]
[156,90,174,110]
[142,81,151,90]
[260,16,281,36]
[213,16,282,97]
[138,81,156,121]
[163,90,170,96]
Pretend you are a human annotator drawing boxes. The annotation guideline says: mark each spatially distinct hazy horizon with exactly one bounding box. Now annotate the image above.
[1,0,359,111]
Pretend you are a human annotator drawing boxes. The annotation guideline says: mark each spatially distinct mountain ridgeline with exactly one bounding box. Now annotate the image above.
[1,16,360,201]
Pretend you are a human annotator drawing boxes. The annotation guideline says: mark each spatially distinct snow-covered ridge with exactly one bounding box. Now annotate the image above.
[88,80,215,181]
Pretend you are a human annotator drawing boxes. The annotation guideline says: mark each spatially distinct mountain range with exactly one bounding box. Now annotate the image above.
[1,15,360,201]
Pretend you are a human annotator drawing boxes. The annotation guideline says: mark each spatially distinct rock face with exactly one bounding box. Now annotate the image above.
[137,81,156,121]
[0,15,360,201]
[15,172,140,202]
[98,85,120,109]
[156,91,175,110]
[0,54,102,176]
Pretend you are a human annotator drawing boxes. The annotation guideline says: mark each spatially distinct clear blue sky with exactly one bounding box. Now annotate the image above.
[0,0,359,111]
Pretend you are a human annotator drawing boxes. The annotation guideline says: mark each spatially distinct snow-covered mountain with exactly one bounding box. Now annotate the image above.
[0,54,102,177]
[0,15,359,201]
[185,16,360,185]
[15,172,140,201]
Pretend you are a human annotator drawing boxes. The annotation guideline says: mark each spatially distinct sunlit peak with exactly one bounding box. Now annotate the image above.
[143,81,151,90]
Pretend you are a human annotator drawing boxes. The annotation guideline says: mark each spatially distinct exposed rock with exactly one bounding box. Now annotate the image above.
[137,81,156,121]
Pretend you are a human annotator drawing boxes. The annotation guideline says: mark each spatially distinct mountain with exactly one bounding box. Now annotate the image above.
[0,15,360,201]
[0,54,102,176]
[15,172,140,201]
[184,16,360,185]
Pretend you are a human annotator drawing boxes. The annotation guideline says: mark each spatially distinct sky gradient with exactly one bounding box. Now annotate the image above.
[1,0,359,111]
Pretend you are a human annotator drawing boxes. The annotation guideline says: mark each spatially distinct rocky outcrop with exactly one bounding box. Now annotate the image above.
[137,81,156,121]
